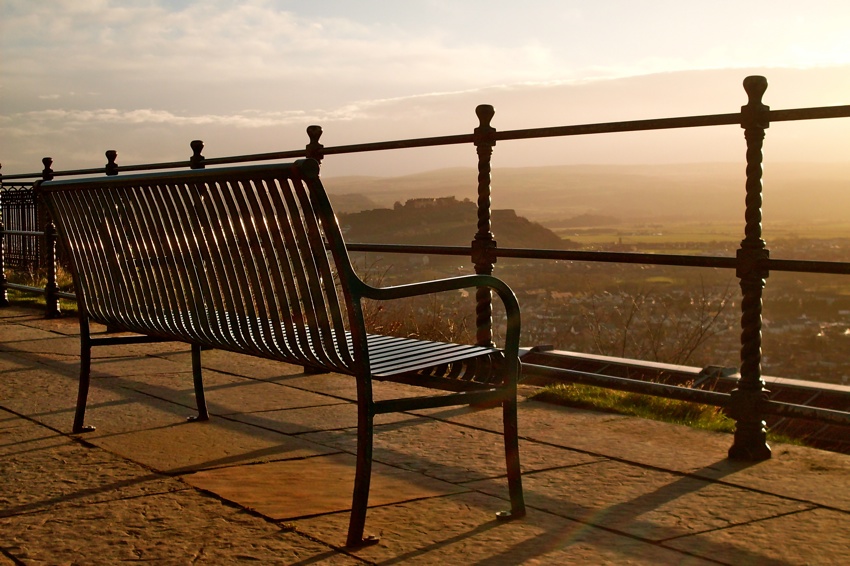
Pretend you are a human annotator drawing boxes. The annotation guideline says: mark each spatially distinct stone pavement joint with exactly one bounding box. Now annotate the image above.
[2,305,849,564]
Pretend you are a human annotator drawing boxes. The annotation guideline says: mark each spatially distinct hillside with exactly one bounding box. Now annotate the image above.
[338,196,567,249]
[324,162,850,225]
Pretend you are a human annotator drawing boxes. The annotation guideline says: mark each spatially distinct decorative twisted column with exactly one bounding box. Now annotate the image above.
[105,150,118,176]
[44,222,61,318]
[728,76,771,461]
[38,158,54,268]
[0,165,5,306]
[190,140,205,169]
[0,220,9,307]
[306,125,324,165]
[472,105,497,347]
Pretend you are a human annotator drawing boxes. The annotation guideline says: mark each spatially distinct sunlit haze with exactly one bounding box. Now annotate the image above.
[2,0,849,176]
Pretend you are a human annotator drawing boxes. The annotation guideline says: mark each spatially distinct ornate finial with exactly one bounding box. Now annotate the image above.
[42,157,54,180]
[307,125,323,145]
[476,104,495,127]
[190,140,205,169]
[306,125,324,162]
[743,76,768,105]
[474,105,496,147]
[742,76,769,130]
[105,150,118,176]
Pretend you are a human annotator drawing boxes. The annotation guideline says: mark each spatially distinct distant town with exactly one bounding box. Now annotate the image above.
[341,194,850,386]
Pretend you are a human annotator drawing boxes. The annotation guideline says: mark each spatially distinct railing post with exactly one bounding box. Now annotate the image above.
[105,150,119,176]
[190,140,205,169]
[0,164,5,308]
[302,124,328,374]
[38,158,54,269]
[0,220,8,307]
[472,104,497,347]
[44,222,61,318]
[306,125,324,165]
[728,75,771,461]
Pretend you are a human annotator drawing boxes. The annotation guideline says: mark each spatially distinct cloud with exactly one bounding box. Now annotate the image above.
[3,1,849,175]
[2,105,373,135]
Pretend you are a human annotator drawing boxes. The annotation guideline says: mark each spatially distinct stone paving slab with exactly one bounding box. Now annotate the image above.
[664,507,850,565]
[296,491,716,564]
[418,399,736,473]
[0,350,31,373]
[0,331,85,358]
[159,347,309,380]
[0,367,80,404]
[3,310,98,336]
[84,412,338,474]
[3,305,850,564]
[4,380,339,474]
[302,418,603,484]
[423,397,850,513]
[1,414,186,518]
[467,459,813,542]
[1,369,133,433]
[689,444,850,513]
[118,369,345,415]
[2,490,361,565]
[185,452,468,522]
[229,404,417,436]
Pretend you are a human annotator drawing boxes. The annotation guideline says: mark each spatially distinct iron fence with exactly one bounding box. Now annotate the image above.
[0,182,42,269]
[2,74,849,459]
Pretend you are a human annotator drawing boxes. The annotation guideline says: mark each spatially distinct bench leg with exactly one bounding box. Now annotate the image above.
[498,396,526,520]
[346,404,379,548]
[188,344,210,422]
[72,338,95,433]
[72,321,96,434]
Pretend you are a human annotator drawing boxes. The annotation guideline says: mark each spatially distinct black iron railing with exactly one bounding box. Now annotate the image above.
[2,75,849,459]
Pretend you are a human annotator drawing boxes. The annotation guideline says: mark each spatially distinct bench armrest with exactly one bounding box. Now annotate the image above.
[354,274,521,353]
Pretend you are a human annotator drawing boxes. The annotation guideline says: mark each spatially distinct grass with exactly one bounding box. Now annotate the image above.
[531,382,803,445]
[6,290,78,315]
[3,267,79,316]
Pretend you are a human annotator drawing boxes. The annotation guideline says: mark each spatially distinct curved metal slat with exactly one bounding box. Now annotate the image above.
[291,173,353,368]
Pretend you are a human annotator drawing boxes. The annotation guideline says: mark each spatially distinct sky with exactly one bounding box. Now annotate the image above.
[2,0,850,176]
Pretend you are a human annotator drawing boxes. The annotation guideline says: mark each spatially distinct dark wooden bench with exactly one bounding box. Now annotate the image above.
[36,159,525,547]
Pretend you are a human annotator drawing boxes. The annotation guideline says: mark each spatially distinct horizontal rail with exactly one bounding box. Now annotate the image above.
[770,105,850,122]
[524,363,850,427]
[496,248,738,268]
[3,283,72,301]
[346,243,470,256]
[764,400,850,427]
[765,258,850,275]
[524,362,729,405]
[497,113,742,142]
[202,150,305,166]
[6,283,46,295]
[1,230,44,237]
[346,243,850,275]
[5,104,848,182]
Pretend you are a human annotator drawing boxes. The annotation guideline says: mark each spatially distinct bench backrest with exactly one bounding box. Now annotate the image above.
[38,160,366,373]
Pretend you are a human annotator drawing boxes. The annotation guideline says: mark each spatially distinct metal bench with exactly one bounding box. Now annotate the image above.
[36,159,525,547]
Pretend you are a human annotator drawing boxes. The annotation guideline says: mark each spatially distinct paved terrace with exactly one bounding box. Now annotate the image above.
[1,304,848,565]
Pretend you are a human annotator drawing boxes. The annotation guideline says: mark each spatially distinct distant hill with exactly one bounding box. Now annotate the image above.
[338,196,568,249]
[323,193,381,214]
[324,162,850,224]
